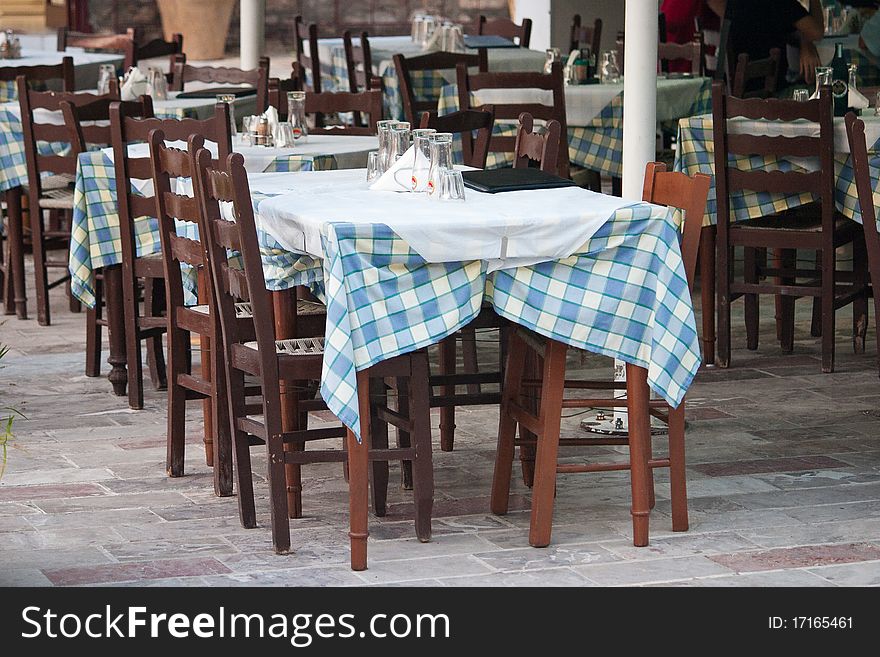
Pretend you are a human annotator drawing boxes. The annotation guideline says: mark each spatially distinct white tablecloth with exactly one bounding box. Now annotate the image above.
[3,35,125,91]
[254,168,638,269]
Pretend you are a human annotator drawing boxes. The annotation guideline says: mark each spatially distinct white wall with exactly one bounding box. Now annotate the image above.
[511,0,626,53]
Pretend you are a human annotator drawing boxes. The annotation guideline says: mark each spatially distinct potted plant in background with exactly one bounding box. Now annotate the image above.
[156,0,236,60]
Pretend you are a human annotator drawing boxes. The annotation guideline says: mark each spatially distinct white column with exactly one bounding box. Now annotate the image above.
[621,0,658,200]
[240,0,266,70]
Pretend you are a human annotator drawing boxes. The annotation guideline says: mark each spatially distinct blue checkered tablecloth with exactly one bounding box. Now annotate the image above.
[438,78,712,178]
[250,182,701,440]
[69,149,338,308]
[674,113,880,227]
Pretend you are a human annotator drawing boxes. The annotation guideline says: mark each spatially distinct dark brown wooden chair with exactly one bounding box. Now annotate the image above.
[293,15,321,92]
[569,14,602,54]
[61,91,151,378]
[475,15,532,48]
[491,162,710,548]
[843,113,878,371]
[419,107,494,169]
[305,89,384,135]
[193,147,434,569]
[0,58,74,321]
[658,36,705,76]
[393,50,488,126]
[16,69,111,326]
[731,48,782,99]
[513,111,562,175]
[712,82,867,372]
[456,61,570,178]
[343,30,382,128]
[109,101,232,411]
[170,55,270,114]
[127,33,184,82]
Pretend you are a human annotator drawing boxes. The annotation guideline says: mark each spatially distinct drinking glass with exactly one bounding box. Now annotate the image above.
[387,122,411,169]
[599,51,621,84]
[286,91,308,140]
[275,122,296,147]
[366,152,381,182]
[811,66,832,99]
[426,132,453,196]
[376,119,399,173]
[97,64,116,95]
[791,88,809,102]
[410,128,436,192]
[438,169,466,202]
[544,48,561,75]
[216,94,237,136]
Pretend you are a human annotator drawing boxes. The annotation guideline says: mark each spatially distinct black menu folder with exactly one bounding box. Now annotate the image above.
[174,87,257,99]
[462,35,518,49]
[462,168,577,193]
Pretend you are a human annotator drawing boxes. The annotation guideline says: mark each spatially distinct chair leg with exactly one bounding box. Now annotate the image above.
[122,277,144,410]
[211,332,233,498]
[647,434,656,510]
[779,249,796,354]
[5,189,27,319]
[408,351,434,542]
[667,402,689,532]
[395,377,413,490]
[528,339,567,548]
[717,235,731,368]
[626,363,652,547]
[811,250,823,337]
[519,349,540,488]
[283,380,304,520]
[460,327,480,394]
[29,206,51,326]
[699,226,716,366]
[85,276,102,377]
[821,246,835,373]
[369,376,389,517]
[437,335,456,452]
[490,330,527,515]
[349,369,372,571]
[743,247,759,351]
[853,235,869,355]
[228,368,256,529]
[267,425,291,555]
[144,277,167,391]
[200,331,214,468]
[165,327,187,479]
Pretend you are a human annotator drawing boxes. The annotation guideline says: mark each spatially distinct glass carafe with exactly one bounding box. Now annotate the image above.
[810,66,832,100]
[97,64,116,95]
[426,132,453,196]
[148,67,168,100]
[286,91,308,141]
[544,48,561,75]
[600,51,621,83]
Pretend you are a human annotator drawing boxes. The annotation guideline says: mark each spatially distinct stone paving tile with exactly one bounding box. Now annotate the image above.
[354,555,496,585]
[436,568,595,587]
[33,491,192,514]
[42,556,233,585]
[599,531,761,561]
[0,469,117,487]
[807,560,880,586]
[471,542,620,571]
[708,543,880,573]
[575,555,735,586]
[691,456,850,477]
[202,568,367,587]
[736,518,880,549]
[0,568,54,586]
[102,536,240,561]
[651,570,836,587]
[3,546,114,570]
[781,500,880,523]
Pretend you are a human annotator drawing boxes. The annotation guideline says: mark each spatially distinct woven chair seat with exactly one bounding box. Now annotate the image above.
[242,336,325,355]
[190,299,325,318]
[190,302,253,318]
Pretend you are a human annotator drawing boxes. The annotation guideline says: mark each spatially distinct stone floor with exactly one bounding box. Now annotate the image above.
[1,256,879,587]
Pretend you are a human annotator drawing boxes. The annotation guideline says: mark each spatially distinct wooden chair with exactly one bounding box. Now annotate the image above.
[731,49,782,99]
[57,26,135,56]
[109,101,232,411]
[513,111,562,174]
[16,68,106,326]
[305,89,384,135]
[491,162,710,548]
[712,82,866,372]
[393,50,488,126]
[193,148,435,569]
[475,15,532,48]
[267,67,300,122]
[419,107,494,169]
[0,58,74,321]
[456,61,570,178]
[844,112,880,373]
[343,30,382,128]
[292,15,321,92]
[60,91,151,377]
[569,14,602,54]
[170,55,270,114]
[126,33,184,82]
[658,36,705,76]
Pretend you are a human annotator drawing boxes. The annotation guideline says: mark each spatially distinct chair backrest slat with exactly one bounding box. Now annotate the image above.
[394,50,487,125]
[845,112,880,271]
[732,49,782,99]
[170,55,269,114]
[304,89,384,134]
[726,134,820,158]
[658,36,704,76]
[476,15,532,47]
[420,107,494,168]
[513,111,562,175]
[293,15,321,92]
[1,57,74,88]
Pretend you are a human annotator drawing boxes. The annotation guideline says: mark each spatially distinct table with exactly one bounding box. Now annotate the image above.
[69,135,375,396]
[247,168,701,440]
[307,35,547,120]
[674,113,880,226]
[1,35,125,101]
[813,34,880,88]
[438,75,712,176]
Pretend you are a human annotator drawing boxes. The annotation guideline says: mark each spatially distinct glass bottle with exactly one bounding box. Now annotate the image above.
[286,91,308,141]
[829,42,848,117]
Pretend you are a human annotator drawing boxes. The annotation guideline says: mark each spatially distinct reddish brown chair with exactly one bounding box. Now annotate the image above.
[1,58,74,321]
[393,50,488,126]
[513,111,562,175]
[193,148,435,568]
[475,15,532,48]
[292,15,321,92]
[569,14,602,54]
[109,101,232,411]
[305,89,384,135]
[731,48,782,99]
[170,55,270,114]
[419,107,494,169]
[491,162,710,548]
[457,61,570,178]
[61,92,152,377]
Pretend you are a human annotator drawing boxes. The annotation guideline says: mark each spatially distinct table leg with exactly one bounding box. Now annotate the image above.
[626,363,651,547]
[5,188,27,319]
[102,264,128,397]
[273,288,303,519]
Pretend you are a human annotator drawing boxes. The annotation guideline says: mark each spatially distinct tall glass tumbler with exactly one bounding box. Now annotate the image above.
[426,132,454,196]
[410,128,436,191]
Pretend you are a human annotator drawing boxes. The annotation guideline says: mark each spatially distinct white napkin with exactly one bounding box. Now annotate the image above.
[263,105,280,137]
[849,87,870,111]
[369,145,415,192]
[120,67,149,101]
